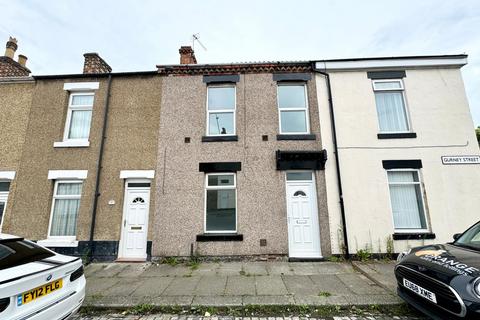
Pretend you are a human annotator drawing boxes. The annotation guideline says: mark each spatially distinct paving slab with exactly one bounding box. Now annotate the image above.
[132,277,174,297]
[289,263,318,275]
[282,275,318,296]
[352,261,397,293]
[336,273,387,295]
[243,262,269,276]
[164,277,202,296]
[265,262,295,276]
[225,276,256,296]
[92,263,129,278]
[309,275,353,295]
[194,276,227,296]
[85,277,120,296]
[102,277,143,296]
[216,262,243,275]
[151,296,194,306]
[293,295,349,306]
[255,275,288,295]
[117,263,151,278]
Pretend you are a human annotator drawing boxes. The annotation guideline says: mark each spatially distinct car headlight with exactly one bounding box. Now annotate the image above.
[473,278,480,299]
[397,248,412,263]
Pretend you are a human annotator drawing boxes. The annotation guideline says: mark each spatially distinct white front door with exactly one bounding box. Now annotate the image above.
[286,172,321,258]
[119,184,150,260]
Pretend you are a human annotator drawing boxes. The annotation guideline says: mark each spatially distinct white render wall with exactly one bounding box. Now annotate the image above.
[316,67,480,254]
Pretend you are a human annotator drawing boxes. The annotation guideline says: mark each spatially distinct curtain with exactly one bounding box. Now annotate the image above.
[50,183,82,236]
[68,110,92,139]
[375,92,408,132]
[388,172,425,229]
[50,199,80,236]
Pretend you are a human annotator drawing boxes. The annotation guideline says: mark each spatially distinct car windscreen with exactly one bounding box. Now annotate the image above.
[455,223,480,251]
[0,239,55,270]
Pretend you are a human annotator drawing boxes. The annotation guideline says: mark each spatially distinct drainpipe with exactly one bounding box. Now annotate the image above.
[311,62,350,259]
[88,74,113,264]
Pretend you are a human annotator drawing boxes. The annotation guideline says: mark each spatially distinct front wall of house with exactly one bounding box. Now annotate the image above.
[319,68,480,254]
[0,81,34,230]
[4,76,162,252]
[154,73,331,257]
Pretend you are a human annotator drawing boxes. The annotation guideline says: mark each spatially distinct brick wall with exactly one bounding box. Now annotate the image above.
[0,56,30,77]
[83,53,112,74]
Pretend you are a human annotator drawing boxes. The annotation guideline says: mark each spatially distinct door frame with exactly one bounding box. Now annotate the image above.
[285,171,322,258]
[118,178,151,260]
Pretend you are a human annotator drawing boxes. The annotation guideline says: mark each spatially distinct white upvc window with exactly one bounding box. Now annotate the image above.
[277,83,310,134]
[63,92,94,142]
[206,85,236,136]
[204,173,237,233]
[386,169,428,232]
[47,180,83,240]
[373,79,411,133]
[0,180,10,232]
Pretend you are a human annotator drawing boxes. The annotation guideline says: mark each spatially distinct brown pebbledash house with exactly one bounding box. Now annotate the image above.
[1,39,331,261]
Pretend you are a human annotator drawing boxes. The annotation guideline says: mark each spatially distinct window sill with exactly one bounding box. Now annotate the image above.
[277,134,316,141]
[377,132,417,139]
[202,135,238,142]
[196,233,243,242]
[53,140,90,148]
[392,232,435,240]
[37,239,79,247]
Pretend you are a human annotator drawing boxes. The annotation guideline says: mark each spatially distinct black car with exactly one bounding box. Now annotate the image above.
[395,221,480,319]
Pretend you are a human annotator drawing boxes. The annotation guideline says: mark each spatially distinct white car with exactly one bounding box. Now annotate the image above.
[0,234,85,319]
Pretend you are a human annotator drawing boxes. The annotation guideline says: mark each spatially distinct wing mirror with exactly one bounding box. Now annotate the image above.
[453,233,462,241]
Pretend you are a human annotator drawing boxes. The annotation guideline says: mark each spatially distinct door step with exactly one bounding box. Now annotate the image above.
[115,257,146,263]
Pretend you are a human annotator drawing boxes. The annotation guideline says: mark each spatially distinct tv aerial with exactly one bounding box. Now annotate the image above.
[192,33,207,51]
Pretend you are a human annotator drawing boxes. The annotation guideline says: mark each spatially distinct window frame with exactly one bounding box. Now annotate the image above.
[47,180,83,241]
[63,92,95,142]
[204,172,237,234]
[385,169,429,233]
[372,79,412,134]
[0,180,9,232]
[206,84,237,137]
[277,82,310,135]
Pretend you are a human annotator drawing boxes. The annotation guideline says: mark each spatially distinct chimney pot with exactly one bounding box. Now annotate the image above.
[5,36,18,59]
[179,46,197,64]
[18,54,27,67]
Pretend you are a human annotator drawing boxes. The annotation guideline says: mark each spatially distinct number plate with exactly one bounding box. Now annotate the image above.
[17,279,63,306]
[403,278,437,303]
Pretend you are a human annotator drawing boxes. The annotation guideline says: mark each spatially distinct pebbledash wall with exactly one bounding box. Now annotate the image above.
[153,63,331,257]
[3,69,163,261]
[316,55,480,255]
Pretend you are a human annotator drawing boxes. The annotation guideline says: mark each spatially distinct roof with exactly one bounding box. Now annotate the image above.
[156,61,312,76]
[0,56,31,74]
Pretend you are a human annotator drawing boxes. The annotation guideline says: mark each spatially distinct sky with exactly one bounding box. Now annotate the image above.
[1,0,479,126]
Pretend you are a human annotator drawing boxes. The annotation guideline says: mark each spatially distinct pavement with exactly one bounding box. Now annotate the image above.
[83,260,402,308]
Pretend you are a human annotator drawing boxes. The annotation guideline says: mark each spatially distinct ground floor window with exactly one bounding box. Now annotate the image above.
[387,170,427,231]
[0,181,10,231]
[49,181,83,237]
[205,173,236,233]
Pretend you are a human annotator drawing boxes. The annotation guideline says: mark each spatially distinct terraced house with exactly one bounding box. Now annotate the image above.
[1,37,479,261]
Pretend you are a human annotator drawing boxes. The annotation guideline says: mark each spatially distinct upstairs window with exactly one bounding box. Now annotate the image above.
[49,181,83,238]
[207,86,236,136]
[277,84,309,134]
[387,170,427,231]
[64,93,94,141]
[373,80,410,133]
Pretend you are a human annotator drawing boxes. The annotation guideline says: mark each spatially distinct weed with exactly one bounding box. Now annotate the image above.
[183,274,192,277]
[356,247,372,262]
[327,255,345,262]
[386,236,394,260]
[187,259,200,270]
[239,270,246,276]
[318,291,332,297]
[128,304,154,315]
[162,257,178,266]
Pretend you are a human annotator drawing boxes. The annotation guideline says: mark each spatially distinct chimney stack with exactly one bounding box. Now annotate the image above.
[179,46,197,64]
[83,52,112,74]
[5,37,17,59]
[18,54,27,67]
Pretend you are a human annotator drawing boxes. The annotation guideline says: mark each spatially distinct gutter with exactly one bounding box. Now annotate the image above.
[87,74,113,263]
[311,62,350,259]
